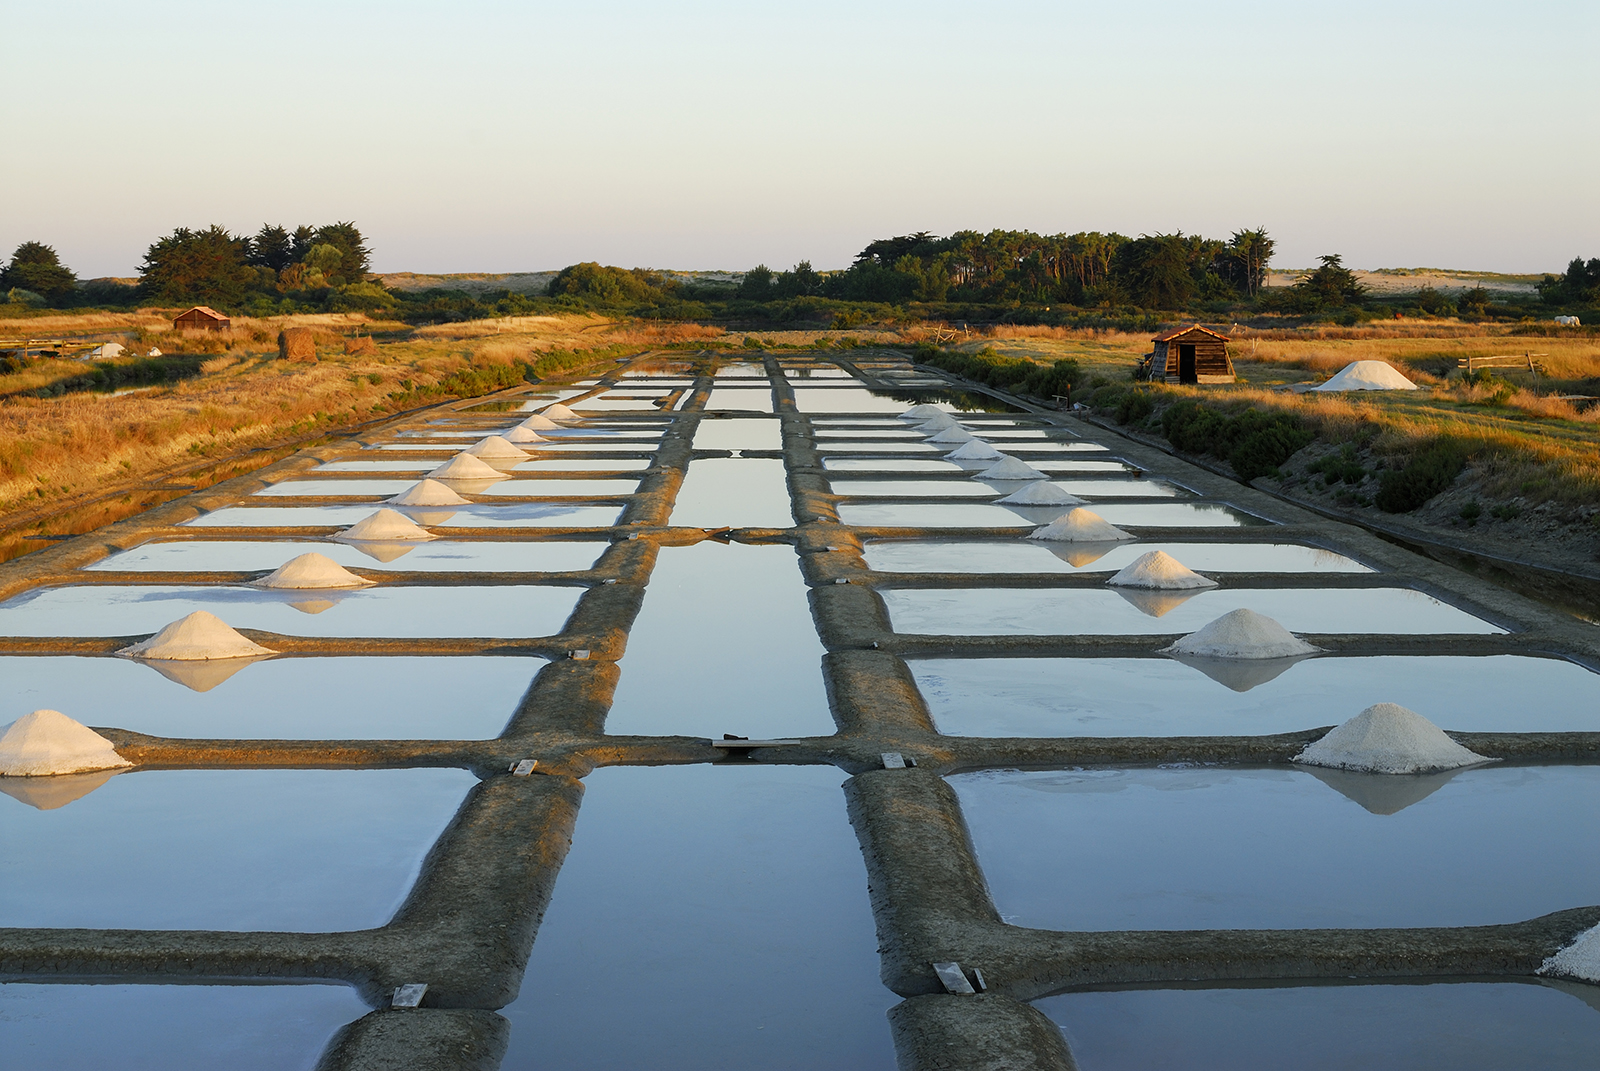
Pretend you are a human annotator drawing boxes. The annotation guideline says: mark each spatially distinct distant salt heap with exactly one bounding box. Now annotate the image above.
[336,508,436,543]
[1295,703,1491,774]
[465,435,529,460]
[1311,360,1419,392]
[389,479,468,507]
[503,424,550,444]
[997,482,1083,506]
[255,552,372,590]
[1107,550,1217,590]
[120,610,276,661]
[899,403,946,422]
[428,453,505,480]
[975,456,1048,481]
[1164,608,1318,659]
[540,403,581,423]
[0,710,131,777]
[946,440,1003,461]
[926,426,975,445]
[1028,507,1134,543]
[518,413,563,431]
[1541,924,1600,984]
[916,412,960,433]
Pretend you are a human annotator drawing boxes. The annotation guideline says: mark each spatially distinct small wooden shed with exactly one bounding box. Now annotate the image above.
[1145,324,1234,384]
[173,306,230,331]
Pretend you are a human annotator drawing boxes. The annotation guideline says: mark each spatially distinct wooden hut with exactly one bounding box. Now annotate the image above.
[1142,324,1234,384]
[173,306,230,331]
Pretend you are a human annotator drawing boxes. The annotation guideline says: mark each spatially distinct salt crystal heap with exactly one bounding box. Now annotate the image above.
[1164,608,1317,659]
[464,435,529,461]
[916,412,960,434]
[0,710,132,777]
[899,403,945,422]
[1540,924,1600,984]
[1311,360,1418,392]
[427,453,505,480]
[255,552,373,590]
[120,610,276,660]
[336,508,435,543]
[946,440,1003,461]
[389,479,468,507]
[976,456,1048,481]
[1295,703,1491,774]
[1028,508,1133,543]
[1107,550,1217,590]
[997,482,1084,506]
[502,424,550,444]
[926,426,975,445]
[517,413,563,431]
[540,403,581,423]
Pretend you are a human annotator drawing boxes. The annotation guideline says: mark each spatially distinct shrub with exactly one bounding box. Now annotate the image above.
[1307,446,1367,485]
[908,345,1080,401]
[1160,400,1313,481]
[1459,500,1482,523]
[1375,439,1468,512]
[1115,390,1154,425]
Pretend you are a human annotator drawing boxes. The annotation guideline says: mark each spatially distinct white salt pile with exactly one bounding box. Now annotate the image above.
[336,508,436,543]
[428,453,505,480]
[1311,360,1419,392]
[1164,608,1318,659]
[946,440,1003,461]
[926,426,975,445]
[975,456,1048,481]
[389,479,468,507]
[0,710,132,777]
[540,403,581,422]
[465,435,529,460]
[916,412,960,433]
[1294,703,1491,774]
[518,413,563,431]
[1107,550,1217,590]
[1540,924,1600,984]
[120,610,277,661]
[997,482,1084,506]
[899,403,945,421]
[255,552,373,590]
[503,425,550,444]
[1027,507,1134,543]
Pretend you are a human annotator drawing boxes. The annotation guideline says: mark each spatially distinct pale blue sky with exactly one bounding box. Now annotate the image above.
[3,1,1596,277]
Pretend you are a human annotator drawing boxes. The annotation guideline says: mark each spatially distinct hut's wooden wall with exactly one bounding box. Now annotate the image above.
[1161,329,1233,382]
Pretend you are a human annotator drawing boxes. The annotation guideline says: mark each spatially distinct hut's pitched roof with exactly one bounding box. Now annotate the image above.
[176,306,229,322]
[1152,323,1230,343]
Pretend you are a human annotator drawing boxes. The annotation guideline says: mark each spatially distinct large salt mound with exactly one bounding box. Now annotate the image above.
[518,413,563,431]
[1295,702,1492,774]
[255,552,373,590]
[336,508,436,543]
[1311,360,1419,392]
[389,479,469,507]
[503,424,550,444]
[899,403,945,422]
[121,610,277,661]
[916,412,960,433]
[1107,550,1217,590]
[997,482,1084,506]
[1027,507,1134,543]
[540,403,581,422]
[427,453,505,480]
[926,426,975,445]
[465,435,529,460]
[1540,924,1600,984]
[976,456,1048,481]
[946,440,1003,461]
[1164,608,1319,659]
[0,710,132,777]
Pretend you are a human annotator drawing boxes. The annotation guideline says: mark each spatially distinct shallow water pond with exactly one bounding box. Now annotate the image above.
[707,387,774,412]
[501,764,894,1070]
[693,417,783,452]
[671,458,794,528]
[0,983,369,1071]
[793,388,931,414]
[0,654,540,737]
[183,504,624,528]
[862,540,1369,574]
[254,479,417,497]
[314,459,433,472]
[511,457,654,472]
[85,539,605,573]
[480,478,639,498]
[950,765,1600,929]
[1038,983,1600,1071]
[838,502,1265,528]
[0,768,476,930]
[823,457,1134,474]
[832,478,1184,500]
[911,654,1600,736]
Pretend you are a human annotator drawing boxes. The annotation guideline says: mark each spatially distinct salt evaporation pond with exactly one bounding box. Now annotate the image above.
[834,479,1184,499]
[706,387,774,412]
[0,584,581,638]
[819,441,944,453]
[882,587,1500,635]
[511,457,653,472]
[824,457,1136,473]
[671,458,794,528]
[0,983,369,1071]
[692,417,783,452]
[313,459,438,471]
[501,765,895,1070]
[863,540,1369,574]
[948,766,1600,930]
[254,479,423,497]
[838,502,1266,528]
[1037,983,1600,1071]
[476,479,640,498]
[604,543,833,738]
[0,654,539,737]
[911,655,1600,736]
[183,504,624,528]
[793,388,927,414]
[86,539,605,573]
[0,768,474,930]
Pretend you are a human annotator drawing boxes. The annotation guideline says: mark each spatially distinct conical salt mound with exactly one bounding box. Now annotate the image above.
[255,552,373,590]
[1294,702,1491,774]
[926,426,974,445]
[389,479,469,507]
[335,508,436,543]
[1311,360,1418,392]
[998,481,1083,506]
[121,610,277,661]
[1107,550,1218,590]
[540,403,581,422]
[502,424,550,444]
[0,710,132,777]
[946,440,1003,461]
[1028,508,1134,543]
[976,456,1048,481]
[1541,924,1600,984]
[1164,608,1318,659]
[916,412,960,433]
[518,414,562,431]
[465,435,529,460]
[899,403,945,422]
[427,453,505,480]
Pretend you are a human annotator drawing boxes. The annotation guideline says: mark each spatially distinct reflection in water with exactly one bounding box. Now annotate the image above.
[344,540,415,563]
[139,654,273,693]
[391,508,457,526]
[1303,764,1467,815]
[0,769,123,810]
[1114,587,1204,619]
[284,596,340,615]
[1045,542,1120,568]
[1169,652,1313,692]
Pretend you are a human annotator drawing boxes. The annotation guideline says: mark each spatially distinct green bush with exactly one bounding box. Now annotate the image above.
[1160,400,1314,481]
[908,345,1080,401]
[1115,390,1154,425]
[1459,500,1482,523]
[1375,440,1468,512]
[1307,446,1367,485]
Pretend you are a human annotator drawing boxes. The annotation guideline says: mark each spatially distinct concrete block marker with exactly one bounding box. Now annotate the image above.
[391,983,429,1009]
[932,962,977,995]
[569,649,590,660]
[881,752,917,769]
[510,759,537,777]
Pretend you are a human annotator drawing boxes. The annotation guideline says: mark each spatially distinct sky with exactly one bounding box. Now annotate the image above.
[3,0,1597,277]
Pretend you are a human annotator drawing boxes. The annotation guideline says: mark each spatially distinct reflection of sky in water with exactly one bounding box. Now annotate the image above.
[501,765,894,1070]
[863,540,1368,574]
[182,504,623,528]
[670,459,793,528]
[951,765,1600,930]
[838,502,1264,528]
[792,388,931,413]
[254,479,416,497]
[912,655,1600,736]
[0,768,475,930]
[86,539,603,573]
[824,457,1133,473]
[832,479,1182,499]
[706,387,774,412]
[691,417,783,451]
[512,458,653,471]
